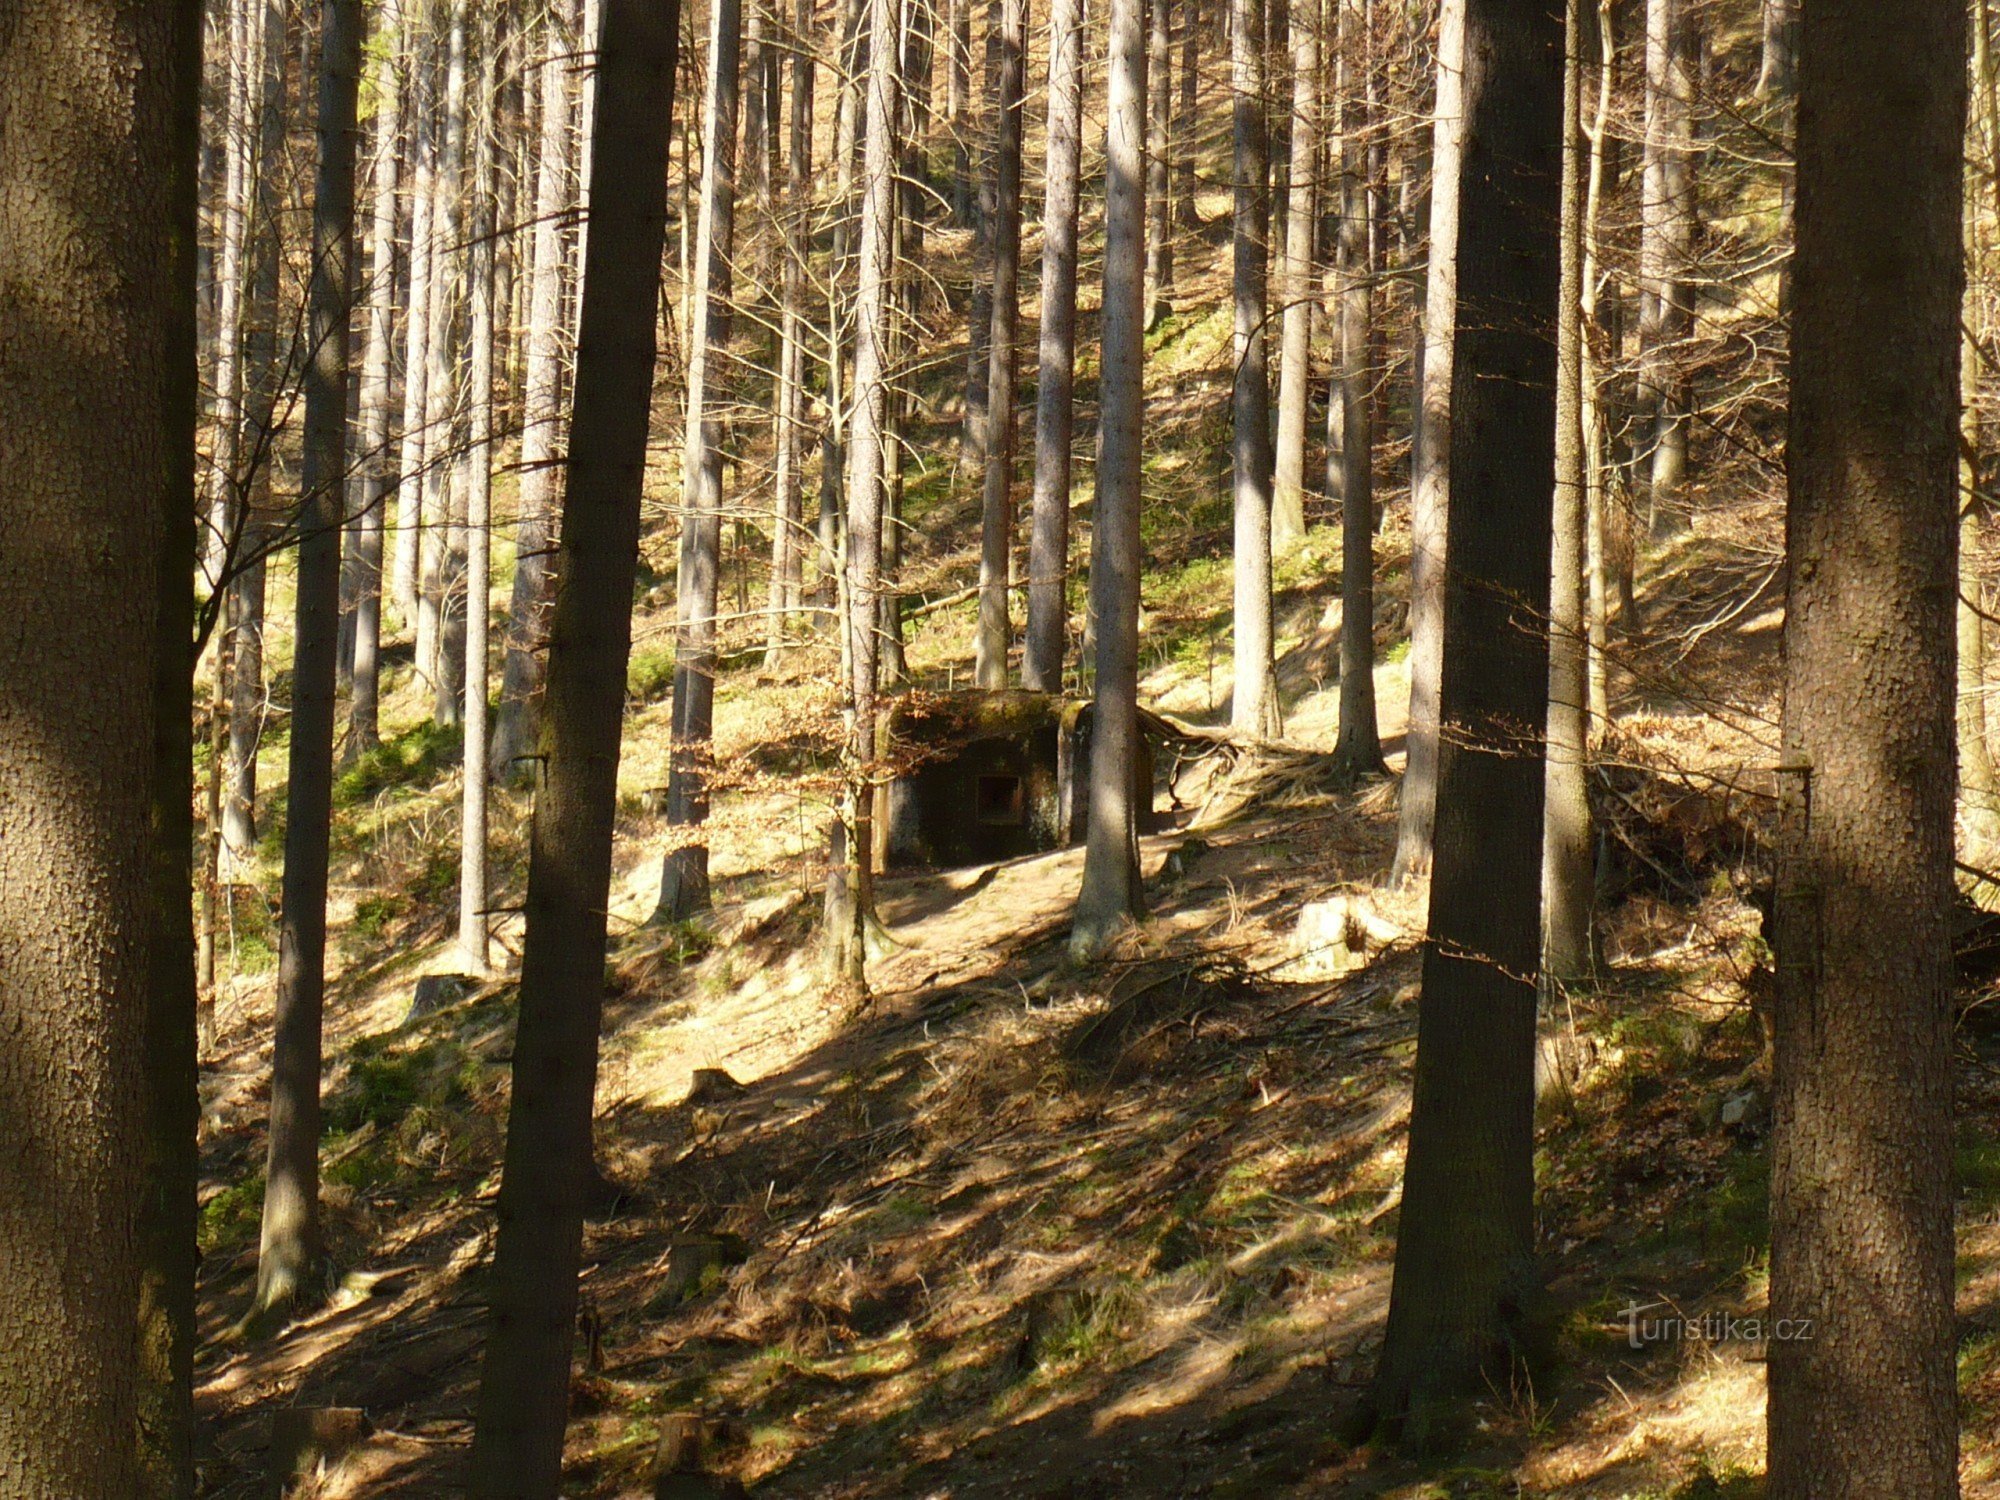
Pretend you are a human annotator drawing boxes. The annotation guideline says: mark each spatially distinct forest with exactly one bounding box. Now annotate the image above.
[0,0,1988,1493]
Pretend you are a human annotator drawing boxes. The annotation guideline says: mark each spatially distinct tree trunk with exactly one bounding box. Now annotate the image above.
[974,0,1026,688]
[423,2,471,724]
[1023,0,1087,693]
[248,0,364,1331]
[949,0,973,221]
[1271,0,1316,550]
[1388,0,1462,883]
[1637,0,1694,538]
[1367,0,1562,1439]
[346,0,407,757]
[206,0,255,591]
[765,0,816,661]
[1177,0,1200,228]
[1755,0,1793,100]
[1542,0,1592,983]
[1331,0,1382,776]
[460,5,497,975]
[1581,0,1615,732]
[1071,0,1149,958]
[0,7,177,1487]
[493,3,579,778]
[1961,323,1997,848]
[824,0,899,987]
[466,1,680,1486]
[394,22,437,619]
[139,3,207,1492]
[1144,0,1174,319]
[1229,0,1281,738]
[1768,1,1964,1493]
[658,0,743,923]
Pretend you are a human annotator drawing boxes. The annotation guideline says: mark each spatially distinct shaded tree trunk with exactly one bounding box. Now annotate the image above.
[1271,0,1317,550]
[658,0,743,923]
[1071,0,1149,958]
[138,2,207,1491]
[248,0,364,1331]
[1367,0,1562,1438]
[1023,0,1087,693]
[1331,0,1382,775]
[465,0,680,1485]
[1388,0,1462,883]
[0,6,178,1487]
[1229,0,1281,738]
[974,0,1026,688]
[1177,0,1201,228]
[1767,1,1964,1493]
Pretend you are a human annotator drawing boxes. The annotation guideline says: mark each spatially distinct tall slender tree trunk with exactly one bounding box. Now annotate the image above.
[1229,0,1281,738]
[0,7,178,1488]
[658,0,743,923]
[1271,0,1317,550]
[207,0,255,591]
[226,0,289,872]
[974,0,1026,688]
[1388,0,1462,883]
[1023,0,1087,693]
[1637,0,1694,537]
[1331,0,1382,775]
[1367,0,1562,1438]
[1581,0,1615,731]
[765,0,816,661]
[460,7,497,975]
[824,0,899,986]
[1145,0,1174,319]
[1177,0,1201,228]
[1755,0,1793,100]
[1768,1,1964,1492]
[394,21,437,619]
[949,0,973,220]
[1542,0,1592,982]
[1961,324,1997,847]
[139,3,207,1492]
[466,1,680,1485]
[346,0,407,756]
[493,3,579,777]
[960,2,997,470]
[248,0,364,1331]
[422,2,471,723]
[1071,0,1149,958]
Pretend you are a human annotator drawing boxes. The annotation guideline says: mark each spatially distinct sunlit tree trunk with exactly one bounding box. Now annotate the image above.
[1145,0,1174,319]
[1072,0,1149,957]
[459,5,497,974]
[974,0,1026,687]
[1271,0,1316,550]
[1637,0,1695,537]
[1023,0,1087,692]
[422,2,471,723]
[658,0,744,922]
[766,0,816,661]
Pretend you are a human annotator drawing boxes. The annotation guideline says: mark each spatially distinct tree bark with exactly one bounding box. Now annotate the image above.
[1388,0,1462,883]
[393,19,437,620]
[765,0,816,661]
[1368,0,1562,1440]
[494,2,580,778]
[1229,0,1281,738]
[1145,0,1175,319]
[0,6,176,1487]
[1637,0,1694,537]
[1755,0,1793,100]
[1541,0,1592,983]
[658,0,743,923]
[139,2,207,1492]
[249,0,364,1331]
[422,2,471,723]
[460,4,497,975]
[1023,0,1087,693]
[1271,0,1317,550]
[1331,0,1382,776]
[1768,1,1964,1493]
[1071,0,1149,958]
[345,0,407,756]
[1581,0,1614,731]
[466,0,680,1486]
[824,0,900,987]
[973,0,1026,688]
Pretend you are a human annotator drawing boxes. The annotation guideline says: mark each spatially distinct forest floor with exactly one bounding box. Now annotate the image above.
[187,149,2000,1496]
